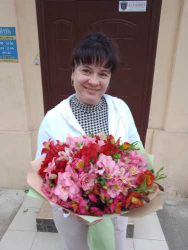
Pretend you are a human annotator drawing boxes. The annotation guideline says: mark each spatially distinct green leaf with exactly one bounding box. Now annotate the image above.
[75,142,83,148]
[155,167,167,181]
[98,177,106,186]
[113,153,121,160]
[90,158,95,165]
[133,179,154,193]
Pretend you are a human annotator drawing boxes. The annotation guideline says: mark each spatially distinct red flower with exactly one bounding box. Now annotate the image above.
[110,199,122,214]
[100,143,119,157]
[105,135,121,146]
[41,140,55,155]
[41,140,65,157]
[55,159,68,173]
[92,184,101,196]
[38,152,54,179]
[136,170,155,187]
[124,192,144,209]
[80,142,98,164]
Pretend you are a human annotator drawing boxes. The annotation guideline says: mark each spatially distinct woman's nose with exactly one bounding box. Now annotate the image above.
[88,74,99,85]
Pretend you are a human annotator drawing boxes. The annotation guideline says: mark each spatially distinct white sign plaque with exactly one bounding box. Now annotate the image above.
[119,1,147,12]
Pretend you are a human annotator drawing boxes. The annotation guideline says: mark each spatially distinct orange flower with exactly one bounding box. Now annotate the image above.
[122,142,130,150]
[136,170,155,187]
[125,192,144,209]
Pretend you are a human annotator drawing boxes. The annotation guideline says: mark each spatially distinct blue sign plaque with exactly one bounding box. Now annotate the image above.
[0,27,18,62]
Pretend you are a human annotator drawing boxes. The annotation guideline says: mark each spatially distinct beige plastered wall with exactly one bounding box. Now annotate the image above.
[0,0,187,199]
[0,0,43,188]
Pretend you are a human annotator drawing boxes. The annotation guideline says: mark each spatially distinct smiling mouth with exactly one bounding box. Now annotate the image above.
[84,87,99,91]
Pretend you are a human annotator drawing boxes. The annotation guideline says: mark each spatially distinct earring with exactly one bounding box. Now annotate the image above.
[71,80,74,87]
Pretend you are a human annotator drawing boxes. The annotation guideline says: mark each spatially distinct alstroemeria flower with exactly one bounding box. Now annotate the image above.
[89,194,97,203]
[57,147,73,164]
[106,179,123,198]
[43,158,56,176]
[41,140,55,155]
[65,165,78,182]
[80,142,99,164]
[77,198,90,215]
[54,185,69,201]
[136,170,155,187]
[78,172,95,191]
[96,154,119,177]
[60,172,75,186]
[90,207,104,216]
[68,183,81,200]
[54,172,80,201]
[128,151,147,168]
[71,158,84,171]
[110,199,122,213]
[125,191,144,209]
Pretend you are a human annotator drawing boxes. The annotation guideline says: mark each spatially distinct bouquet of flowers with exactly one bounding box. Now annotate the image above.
[37,134,165,215]
[27,134,166,250]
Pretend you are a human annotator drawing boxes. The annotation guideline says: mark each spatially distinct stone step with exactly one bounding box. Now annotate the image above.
[36,201,134,238]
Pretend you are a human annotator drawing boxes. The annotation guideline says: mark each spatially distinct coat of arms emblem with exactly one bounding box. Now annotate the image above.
[121,2,128,10]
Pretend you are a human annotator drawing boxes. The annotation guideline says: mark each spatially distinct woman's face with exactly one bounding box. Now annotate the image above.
[71,64,111,105]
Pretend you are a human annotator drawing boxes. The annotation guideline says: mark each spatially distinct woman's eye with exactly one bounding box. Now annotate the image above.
[82,69,90,74]
[100,73,108,78]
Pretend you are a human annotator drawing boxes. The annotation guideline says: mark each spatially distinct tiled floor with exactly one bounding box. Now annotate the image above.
[0,196,169,250]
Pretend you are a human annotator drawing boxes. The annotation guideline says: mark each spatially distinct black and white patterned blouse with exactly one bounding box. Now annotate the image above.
[70,95,109,136]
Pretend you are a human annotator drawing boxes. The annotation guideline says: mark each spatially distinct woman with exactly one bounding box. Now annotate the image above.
[36,32,140,250]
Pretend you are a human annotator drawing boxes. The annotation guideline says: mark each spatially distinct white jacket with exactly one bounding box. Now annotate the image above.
[36,94,140,159]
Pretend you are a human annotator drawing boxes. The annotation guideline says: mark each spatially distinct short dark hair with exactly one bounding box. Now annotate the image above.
[71,32,119,73]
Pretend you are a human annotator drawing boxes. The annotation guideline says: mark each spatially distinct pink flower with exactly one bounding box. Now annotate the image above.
[77,198,90,215]
[129,166,141,175]
[54,172,81,201]
[68,183,81,200]
[43,158,56,174]
[57,147,73,163]
[128,151,147,168]
[89,194,97,203]
[106,181,122,198]
[66,135,96,150]
[61,172,74,186]
[117,172,131,185]
[110,199,122,213]
[96,154,119,177]
[54,184,69,201]
[90,207,104,216]
[71,158,84,172]
[97,140,105,147]
[78,172,95,191]
[65,165,78,182]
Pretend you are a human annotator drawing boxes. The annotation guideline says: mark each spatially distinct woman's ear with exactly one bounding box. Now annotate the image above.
[71,70,74,81]
[71,70,74,87]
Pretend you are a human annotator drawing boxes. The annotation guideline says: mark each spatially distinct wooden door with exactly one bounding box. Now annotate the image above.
[36,0,162,144]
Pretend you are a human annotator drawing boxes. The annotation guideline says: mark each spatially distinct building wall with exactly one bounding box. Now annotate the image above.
[146,0,188,199]
[0,0,43,188]
[0,0,187,199]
